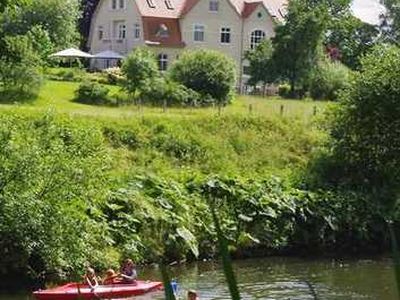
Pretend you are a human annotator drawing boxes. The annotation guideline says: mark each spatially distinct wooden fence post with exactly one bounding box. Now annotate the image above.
[280,104,284,116]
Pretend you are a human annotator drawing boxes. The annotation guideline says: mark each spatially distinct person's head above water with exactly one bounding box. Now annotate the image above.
[187,289,198,300]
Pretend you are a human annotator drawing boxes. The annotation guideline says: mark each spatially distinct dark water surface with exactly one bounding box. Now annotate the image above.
[1,257,397,299]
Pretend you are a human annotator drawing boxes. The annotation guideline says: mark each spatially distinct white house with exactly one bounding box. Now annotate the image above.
[88,0,288,86]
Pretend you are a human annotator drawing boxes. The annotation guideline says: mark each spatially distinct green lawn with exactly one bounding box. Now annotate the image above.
[0,80,331,120]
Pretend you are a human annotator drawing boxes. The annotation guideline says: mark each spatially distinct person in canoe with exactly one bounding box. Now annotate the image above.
[119,258,138,283]
[102,269,119,285]
[84,267,99,290]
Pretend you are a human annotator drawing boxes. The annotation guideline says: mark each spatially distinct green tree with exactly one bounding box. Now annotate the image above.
[121,48,160,99]
[381,0,400,43]
[2,0,80,49]
[245,39,276,94]
[272,0,328,96]
[330,45,400,193]
[326,15,379,69]
[169,49,236,105]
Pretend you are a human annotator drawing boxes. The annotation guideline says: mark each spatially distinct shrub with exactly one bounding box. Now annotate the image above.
[102,67,125,85]
[330,45,400,192]
[278,84,292,99]
[169,49,237,105]
[74,81,111,105]
[121,48,160,97]
[309,61,351,100]
[140,77,200,107]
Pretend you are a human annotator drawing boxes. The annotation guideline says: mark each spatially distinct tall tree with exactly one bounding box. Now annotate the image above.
[79,0,100,49]
[381,0,400,43]
[272,0,328,95]
[245,40,276,94]
[326,15,379,69]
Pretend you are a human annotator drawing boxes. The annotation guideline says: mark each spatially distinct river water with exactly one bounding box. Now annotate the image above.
[1,257,397,299]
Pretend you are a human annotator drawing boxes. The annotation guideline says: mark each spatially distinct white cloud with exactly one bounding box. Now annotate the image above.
[351,0,386,25]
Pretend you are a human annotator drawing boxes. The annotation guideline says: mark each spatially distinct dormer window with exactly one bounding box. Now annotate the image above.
[165,0,174,10]
[209,0,219,12]
[111,0,125,10]
[146,0,156,8]
[156,24,169,38]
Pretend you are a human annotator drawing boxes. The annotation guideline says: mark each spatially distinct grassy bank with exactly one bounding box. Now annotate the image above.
[2,80,329,120]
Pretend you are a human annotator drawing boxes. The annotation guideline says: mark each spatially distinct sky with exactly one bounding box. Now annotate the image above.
[351,0,386,25]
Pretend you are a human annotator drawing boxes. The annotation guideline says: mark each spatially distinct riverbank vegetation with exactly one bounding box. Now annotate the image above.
[2,0,400,293]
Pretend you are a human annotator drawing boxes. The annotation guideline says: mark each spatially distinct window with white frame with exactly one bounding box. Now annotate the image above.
[220,27,231,44]
[98,26,104,40]
[250,30,266,49]
[111,0,117,9]
[194,24,205,42]
[158,53,168,71]
[118,24,126,39]
[209,0,219,12]
[134,23,141,39]
[119,0,125,9]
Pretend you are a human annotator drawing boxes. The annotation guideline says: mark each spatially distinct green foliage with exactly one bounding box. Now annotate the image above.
[330,45,400,191]
[278,84,292,99]
[0,112,111,286]
[326,15,379,70]
[2,0,80,49]
[121,48,160,97]
[0,34,42,102]
[245,39,276,87]
[140,77,200,106]
[309,60,351,100]
[74,81,112,106]
[169,49,237,105]
[272,0,328,96]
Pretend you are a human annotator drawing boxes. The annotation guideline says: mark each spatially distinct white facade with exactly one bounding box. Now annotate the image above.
[88,0,285,84]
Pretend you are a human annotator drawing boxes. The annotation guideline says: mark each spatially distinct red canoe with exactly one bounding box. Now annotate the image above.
[33,281,163,300]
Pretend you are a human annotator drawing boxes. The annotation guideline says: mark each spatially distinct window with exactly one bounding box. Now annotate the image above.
[209,0,219,12]
[111,0,117,9]
[156,24,169,38]
[250,30,266,49]
[98,26,104,40]
[220,27,231,44]
[119,0,125,9]
[158,53,168,71]
[134,23,141,39]
[194,24,205,42]
[165,0,174,10]
[119,24,126,39]
[146,0,156,8]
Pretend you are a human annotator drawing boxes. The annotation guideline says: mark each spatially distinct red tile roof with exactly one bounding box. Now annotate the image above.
[135,0,287,20]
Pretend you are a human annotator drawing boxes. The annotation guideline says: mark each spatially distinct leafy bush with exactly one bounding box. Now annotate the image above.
[169,49,237,105]
[102,67,125,85]
[278,84,292,99]
[121,48,160,97]
[329,45,400,191]
[309,60,351,100]
[0,113,111,287]
[140,77,200,106]
[45,68,86,82]
[0,34,42,102]
[74,81,111,105]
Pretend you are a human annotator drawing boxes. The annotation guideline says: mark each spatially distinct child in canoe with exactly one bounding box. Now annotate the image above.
[84,267,99,290]
[102,269,119,285]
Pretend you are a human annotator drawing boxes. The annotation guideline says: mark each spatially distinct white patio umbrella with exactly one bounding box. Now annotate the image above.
[49,48,94,58]
[93,50,125,59]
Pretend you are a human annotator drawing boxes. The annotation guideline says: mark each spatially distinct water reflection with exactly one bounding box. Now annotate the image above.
[1,257,397,300]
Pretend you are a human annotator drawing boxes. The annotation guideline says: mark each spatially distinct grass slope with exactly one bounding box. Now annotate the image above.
[0,80,329,179]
